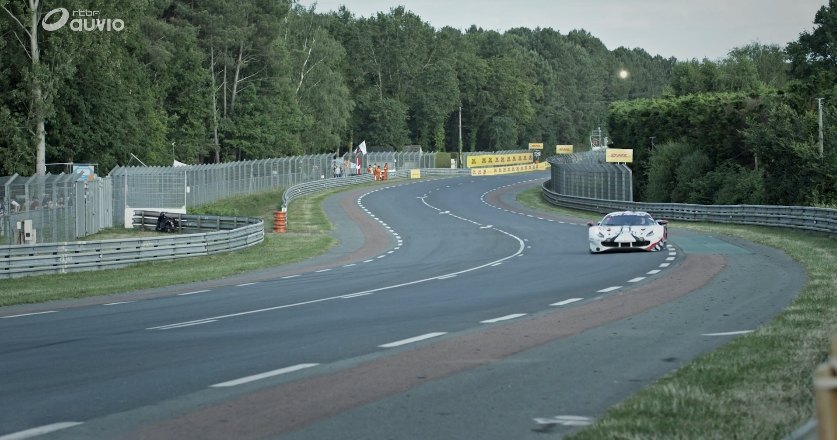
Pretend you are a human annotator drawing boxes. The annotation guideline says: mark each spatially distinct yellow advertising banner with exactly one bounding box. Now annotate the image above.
[556,144,573,155]
[605,148,634,163]
[470,163,541,176]
[466,152,533,168]
[528,142,544,150]
[410,169,421,179]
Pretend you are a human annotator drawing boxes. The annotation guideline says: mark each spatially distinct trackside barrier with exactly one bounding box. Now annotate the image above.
[541,182,837,235]
[0,211,263,279]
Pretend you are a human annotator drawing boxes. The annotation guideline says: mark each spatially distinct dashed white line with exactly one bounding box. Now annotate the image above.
[342,264,356,268]
[210,363,320,388]
[665,257,676,261]
[103,301,135,306]
[659,263,671,268]
[149,319,218,330]
[481,313,527,323]
[1,311,58,319]
[597,286,622,293]
[178,289,210,296]
[646,270,662,275]
[0,422,83,440]
[379,332,447,348]
[551,298,583,306]
[281,274,300,279]
[702,330,754,336]
[236,282,257,287]
[315,269,332,273]
[628,277,646,283]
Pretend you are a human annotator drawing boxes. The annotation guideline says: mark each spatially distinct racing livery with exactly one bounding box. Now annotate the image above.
[587,211,668,253]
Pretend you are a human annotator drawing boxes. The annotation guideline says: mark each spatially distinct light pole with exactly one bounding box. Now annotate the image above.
[458,105,463,168]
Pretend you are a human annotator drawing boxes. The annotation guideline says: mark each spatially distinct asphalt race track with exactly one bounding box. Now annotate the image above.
[0,172,807,439]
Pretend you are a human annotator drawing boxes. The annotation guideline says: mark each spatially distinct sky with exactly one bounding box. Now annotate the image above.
[297,0,826,60]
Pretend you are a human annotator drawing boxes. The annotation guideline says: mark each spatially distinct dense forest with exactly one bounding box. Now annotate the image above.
[1,0,835,206]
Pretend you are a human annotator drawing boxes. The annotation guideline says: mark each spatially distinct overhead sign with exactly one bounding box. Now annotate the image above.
[605,148,633,163]
[528,143,544,150]
[556,145,573,155]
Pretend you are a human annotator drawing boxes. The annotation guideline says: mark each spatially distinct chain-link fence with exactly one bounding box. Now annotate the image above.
[548,150,633,201]
[0,173,112,245]
[110,152,439,228]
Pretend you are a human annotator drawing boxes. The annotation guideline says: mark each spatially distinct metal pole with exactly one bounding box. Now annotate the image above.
[817,98,824,156]
[458,106,463,168]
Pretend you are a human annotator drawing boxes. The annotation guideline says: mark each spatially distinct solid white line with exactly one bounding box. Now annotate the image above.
[236,282,257,287]
[597,286,622,293]
[1,311,57,319]
[551,298,583,306]
[702,330,754,336]
[0,422,83,440]
[211,363,319,388]
[379,332,447,348]
[103,301,135,306]
[178,289,210,296]
[436,274,457,280]
[628,277,646,283]
[481,313,526,324]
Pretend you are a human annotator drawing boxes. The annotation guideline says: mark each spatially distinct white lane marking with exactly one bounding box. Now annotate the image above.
[379,332,447,348]
[490,262,502,267]
[628,277,646,283]
[702,330,754,336]
[236,282,257,287]
[0,422,84,440]
[148,319,218,330]
[533,415,593,426]
[659,263,671,268]
[669,252,677,256]
[315,269,332,273]
[1,311,58,319]
[551,298,583,306]
[666,257,676,261]
[363,259,374,263]
[281,274,300,279]
[103,301,135,306]
[436,274,457,280]
[646,270,662,275]
[342,264,356,268]
[597,286,622,293]
[480,225,493,229]
[481,313,526,324]
[210,363,319,388]
[439,211,449,214]
[178,289,210,296]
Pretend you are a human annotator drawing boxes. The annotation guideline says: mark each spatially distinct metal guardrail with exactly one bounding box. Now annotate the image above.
[541,182,837,235]
[0,211,264,279]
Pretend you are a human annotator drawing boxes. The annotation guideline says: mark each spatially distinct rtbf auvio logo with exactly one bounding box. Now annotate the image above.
[42,8,125,32]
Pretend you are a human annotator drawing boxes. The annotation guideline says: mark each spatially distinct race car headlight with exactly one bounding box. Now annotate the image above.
[597,231,605,238]
[645,230,656,237]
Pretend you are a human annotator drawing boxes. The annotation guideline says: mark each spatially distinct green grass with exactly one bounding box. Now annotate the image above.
[517,187,836,439]
[0,188,337,307]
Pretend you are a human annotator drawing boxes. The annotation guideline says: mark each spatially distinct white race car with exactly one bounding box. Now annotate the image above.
[587,211,668,253]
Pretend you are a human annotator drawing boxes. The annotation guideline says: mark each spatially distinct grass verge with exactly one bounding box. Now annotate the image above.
[0,188,337,307]
[517,187,836,439]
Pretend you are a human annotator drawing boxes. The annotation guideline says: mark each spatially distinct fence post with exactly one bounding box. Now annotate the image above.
[815,336,837,440]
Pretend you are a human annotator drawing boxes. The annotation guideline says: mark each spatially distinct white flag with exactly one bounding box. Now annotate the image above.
[356,140,367,155]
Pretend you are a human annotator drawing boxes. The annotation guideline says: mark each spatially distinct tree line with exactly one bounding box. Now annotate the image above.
[1,0,834,206]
